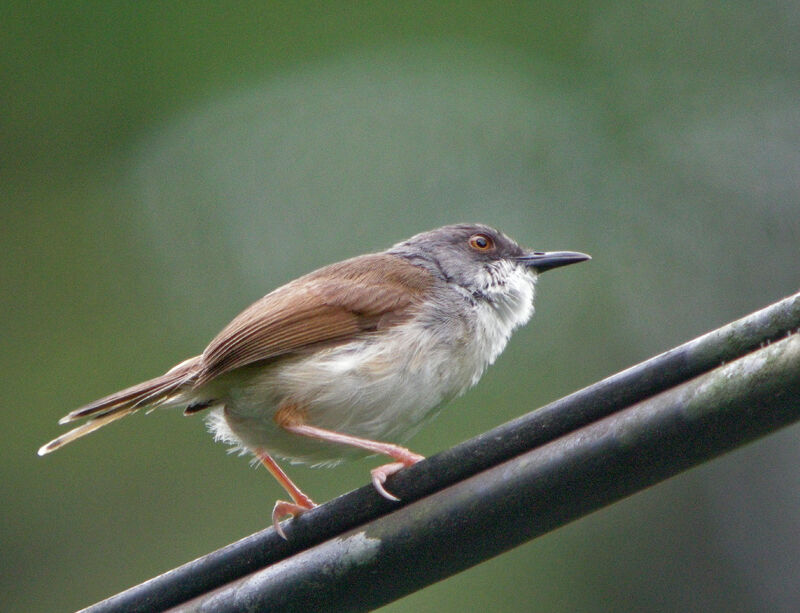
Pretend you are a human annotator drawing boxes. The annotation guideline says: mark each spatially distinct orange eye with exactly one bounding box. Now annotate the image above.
[469,234,493,251]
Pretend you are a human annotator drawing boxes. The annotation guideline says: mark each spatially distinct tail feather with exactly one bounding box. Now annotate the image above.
[39,355,203,455]
[38,408,137,455]
[58,356,202,423]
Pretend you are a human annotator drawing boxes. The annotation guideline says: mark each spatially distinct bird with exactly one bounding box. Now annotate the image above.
[39,223,590,537]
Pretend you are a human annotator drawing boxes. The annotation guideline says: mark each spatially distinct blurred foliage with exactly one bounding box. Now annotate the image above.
[2,2,798,612]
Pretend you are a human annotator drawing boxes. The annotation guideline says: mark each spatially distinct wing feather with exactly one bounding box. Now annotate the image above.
[197,254,433,382]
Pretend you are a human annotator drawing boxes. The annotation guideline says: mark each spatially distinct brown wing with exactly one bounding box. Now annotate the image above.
[196,253,433,383]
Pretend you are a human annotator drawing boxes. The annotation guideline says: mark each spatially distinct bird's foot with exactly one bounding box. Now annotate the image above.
[272,499,317,540]
[370,451,425,501]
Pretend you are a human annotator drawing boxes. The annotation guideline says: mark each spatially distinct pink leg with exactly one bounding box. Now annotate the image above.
[280,423,425,502]
[255,449,317,539]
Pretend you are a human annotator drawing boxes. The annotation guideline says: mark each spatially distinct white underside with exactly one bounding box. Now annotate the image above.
[204,263,537,465]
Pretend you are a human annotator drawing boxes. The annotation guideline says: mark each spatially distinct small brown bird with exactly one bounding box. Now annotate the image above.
[40,223,589,537]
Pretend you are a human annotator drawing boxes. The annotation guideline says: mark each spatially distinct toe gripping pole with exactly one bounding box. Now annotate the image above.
[81,291,800,613]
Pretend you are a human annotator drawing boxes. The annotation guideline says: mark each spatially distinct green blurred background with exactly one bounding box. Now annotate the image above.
[3,2,799,611]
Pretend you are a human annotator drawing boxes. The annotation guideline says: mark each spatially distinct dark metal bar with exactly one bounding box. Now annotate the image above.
[177,331,800,612]
[82,291,800,613]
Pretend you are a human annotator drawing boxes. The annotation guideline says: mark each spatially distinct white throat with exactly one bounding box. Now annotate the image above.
[470,261,537,370]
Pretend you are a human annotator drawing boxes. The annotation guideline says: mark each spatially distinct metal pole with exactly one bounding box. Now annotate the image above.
[177,332,800,612]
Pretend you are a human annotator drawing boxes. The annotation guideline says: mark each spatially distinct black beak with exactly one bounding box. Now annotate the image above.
[517,250,591,273]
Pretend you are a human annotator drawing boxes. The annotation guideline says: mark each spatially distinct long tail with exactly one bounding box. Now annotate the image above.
[38,356,203,456]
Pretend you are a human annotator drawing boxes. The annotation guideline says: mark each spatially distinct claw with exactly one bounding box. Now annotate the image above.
[371,463,404,501]
[272,499,316,540]
[369,453,423,501]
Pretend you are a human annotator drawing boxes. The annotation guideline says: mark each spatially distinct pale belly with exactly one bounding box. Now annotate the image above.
[204,321,486,465]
